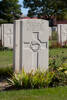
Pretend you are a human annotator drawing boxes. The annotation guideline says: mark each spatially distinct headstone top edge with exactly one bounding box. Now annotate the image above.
[1,23,13,25]
[15,19,48,22]
[57,24,67,25]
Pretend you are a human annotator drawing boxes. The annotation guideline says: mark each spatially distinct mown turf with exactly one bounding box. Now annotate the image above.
[49,48,67,58]
[0,50,13,68]
[0,86,67,100]
[0,48,67,68]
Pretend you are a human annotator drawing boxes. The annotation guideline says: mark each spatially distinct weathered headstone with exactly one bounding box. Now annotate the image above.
[14,19,49,73]
[57,24,67,45]
[1,24,13,48]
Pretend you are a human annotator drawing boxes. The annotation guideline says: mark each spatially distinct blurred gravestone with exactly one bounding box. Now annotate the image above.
[14,19,49,73]
[1,24,13,48]
[57,24,67,46]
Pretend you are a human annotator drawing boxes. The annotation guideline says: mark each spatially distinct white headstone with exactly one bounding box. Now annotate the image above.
[57,24,67,45]
[1,24,13,48]
[14,19,49,73]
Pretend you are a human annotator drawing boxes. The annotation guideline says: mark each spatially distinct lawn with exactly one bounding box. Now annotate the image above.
[49,48,67,58]
[0,50,13,68]
[0,48,67,68]
[0,86,67,100]
[0,48,67,100]
[49,48,67,66]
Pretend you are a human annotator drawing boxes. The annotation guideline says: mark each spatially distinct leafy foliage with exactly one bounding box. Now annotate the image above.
[0,0,22,23]
[8,65,67,89]
[23,0,67,18]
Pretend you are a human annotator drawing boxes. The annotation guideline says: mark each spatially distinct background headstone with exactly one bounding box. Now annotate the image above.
[1,24,13,48]
[57,24,67,45]
[14,19,49,73]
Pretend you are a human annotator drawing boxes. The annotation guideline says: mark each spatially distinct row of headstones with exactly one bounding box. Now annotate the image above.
[52,25,67,45]
[0,19,49,72]
[0,21,51,49]
[0,19,50,72]
[0,22,67,48]
[0,22,51,49]
[0,19,67,72]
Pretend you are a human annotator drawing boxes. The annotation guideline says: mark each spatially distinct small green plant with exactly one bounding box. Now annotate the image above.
[8,67,67,89]
[31,70,45,88]
[51,71,67,87]
[49,61,67,87]
[8,69,31,89]
[44,71,55,87]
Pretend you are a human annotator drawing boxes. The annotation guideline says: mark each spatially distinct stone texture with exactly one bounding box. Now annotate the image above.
[14,19,49,73]
[1,24,13,48]
[57,24,67,45]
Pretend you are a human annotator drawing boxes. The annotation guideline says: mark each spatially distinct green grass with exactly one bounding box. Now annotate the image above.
[0,86,67,100]
[0,48,67,68]
[0,50,13,68]
[0,49,67,100]
[49,48,67,67]
[49,48,67,58]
